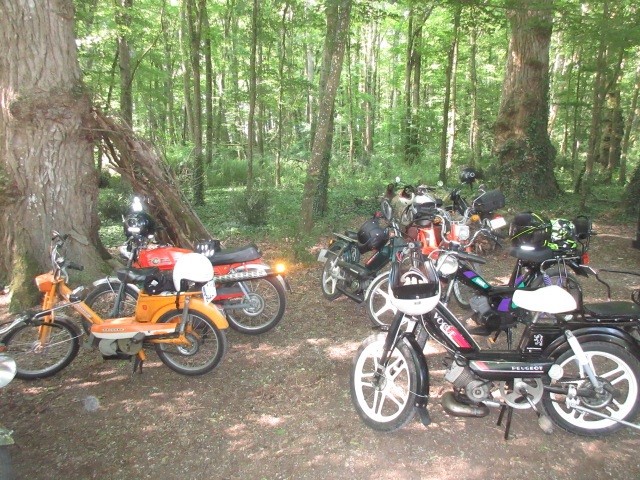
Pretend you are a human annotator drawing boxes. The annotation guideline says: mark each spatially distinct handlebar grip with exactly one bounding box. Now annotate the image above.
[454,250,487,265]
[67,262,84,271]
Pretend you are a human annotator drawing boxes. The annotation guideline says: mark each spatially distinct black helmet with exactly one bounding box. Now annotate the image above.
[357,218,389,253]
[123,212,156,238]
[459,167,481,185]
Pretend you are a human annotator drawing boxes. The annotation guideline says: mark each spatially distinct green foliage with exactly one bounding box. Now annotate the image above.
[97,175,132,222]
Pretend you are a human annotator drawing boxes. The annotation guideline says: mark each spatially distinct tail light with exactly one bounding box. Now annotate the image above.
[581,252,590,265]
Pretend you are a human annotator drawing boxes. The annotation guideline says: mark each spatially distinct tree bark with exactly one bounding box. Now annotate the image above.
[116,0,134,126]
[300,0,352,234]
[493,0,559,199]
[0,0,108,310]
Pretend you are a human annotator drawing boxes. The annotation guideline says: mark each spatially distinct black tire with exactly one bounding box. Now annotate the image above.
[0,446,15,480]
[3,316,80,380]
[365,273,397,327]
[224,277,286,334]
[154,310,227,376]
[350,333,418,432]
[320,252,345,300]
[542,341,640,436]
[84,281,139,319]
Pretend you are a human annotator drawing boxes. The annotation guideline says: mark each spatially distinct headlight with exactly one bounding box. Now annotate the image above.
[456,224,470,241]
[436,254,459,277]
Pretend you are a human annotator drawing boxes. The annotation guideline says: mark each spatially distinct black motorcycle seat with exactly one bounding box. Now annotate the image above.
[117,267,160,283]
[509,246,555,263]
[208,244,261,266]
[583,301,640,318]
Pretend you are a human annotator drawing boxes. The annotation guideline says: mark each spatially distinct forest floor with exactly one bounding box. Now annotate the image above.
[0,221,639,480]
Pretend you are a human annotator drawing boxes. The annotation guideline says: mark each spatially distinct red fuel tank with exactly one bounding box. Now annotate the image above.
[136,245,190,270]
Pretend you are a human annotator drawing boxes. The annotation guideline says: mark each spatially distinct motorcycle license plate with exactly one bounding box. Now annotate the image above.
[202,280,217,304]
[317,248,329,263]
[490,216,507,230]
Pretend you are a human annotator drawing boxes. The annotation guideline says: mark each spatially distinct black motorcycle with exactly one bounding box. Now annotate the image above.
[318,200,403,304]
[350,242,640,439]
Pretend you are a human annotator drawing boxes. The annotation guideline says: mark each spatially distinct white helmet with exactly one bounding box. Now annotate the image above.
[172,252,214,291]
[388,261,440,316]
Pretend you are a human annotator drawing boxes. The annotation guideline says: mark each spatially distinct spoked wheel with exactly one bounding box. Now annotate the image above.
[350,333,418,432]
[2,316,80,379]
[84,281,138,319]
[154,310,228,376]
[224,277,286,334]
[542,341,640,436]
[365,273,397,327]
[321,253,345,300]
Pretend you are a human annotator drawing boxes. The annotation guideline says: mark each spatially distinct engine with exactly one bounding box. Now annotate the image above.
[444,361,492,403]
[98,338,143,358]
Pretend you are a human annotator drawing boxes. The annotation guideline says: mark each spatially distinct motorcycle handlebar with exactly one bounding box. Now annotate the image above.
[449,249,487,265]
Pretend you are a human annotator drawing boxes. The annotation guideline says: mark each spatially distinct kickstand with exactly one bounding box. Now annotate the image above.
[497,404,514,440]
[133,356,144,374]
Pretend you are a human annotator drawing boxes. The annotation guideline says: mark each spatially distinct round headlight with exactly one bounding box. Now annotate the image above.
[436,254,459,277]
[456,224,470,241]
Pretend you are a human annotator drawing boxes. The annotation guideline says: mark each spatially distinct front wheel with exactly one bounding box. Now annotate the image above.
[365,273,397,327]
[321,252,346,300]
[223,277,286,334]
[542,341,640,436]
[350,333,419,432]
[452,263,483,310]
[2,316,80,379]
[154,310,228,376]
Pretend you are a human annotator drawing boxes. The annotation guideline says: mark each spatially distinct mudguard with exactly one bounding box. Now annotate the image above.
[543,326,640,360]
[402,335,430,408]
[233,264,290,292]
[149,297,229,330]
[92,276,141,294]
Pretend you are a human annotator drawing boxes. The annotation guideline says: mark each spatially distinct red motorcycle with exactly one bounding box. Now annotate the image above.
[86,201,288,334]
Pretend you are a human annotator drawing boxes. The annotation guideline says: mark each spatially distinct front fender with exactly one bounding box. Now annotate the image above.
[402,335,430,407]
[150,297,229,330]
[543,326,639,360]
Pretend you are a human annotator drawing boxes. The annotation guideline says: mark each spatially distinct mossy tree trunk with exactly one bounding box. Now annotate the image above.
[0,0,109,311]
[493,0,559,200]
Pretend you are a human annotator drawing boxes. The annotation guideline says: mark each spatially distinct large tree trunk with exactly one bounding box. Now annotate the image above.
[493,0,559,199]
[0,0,108,311]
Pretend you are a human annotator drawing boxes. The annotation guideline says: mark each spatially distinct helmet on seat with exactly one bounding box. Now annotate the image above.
[172,252,214,291]
[388,260,440,316]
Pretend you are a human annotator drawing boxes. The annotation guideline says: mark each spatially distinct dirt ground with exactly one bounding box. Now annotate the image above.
[1,221,639,480]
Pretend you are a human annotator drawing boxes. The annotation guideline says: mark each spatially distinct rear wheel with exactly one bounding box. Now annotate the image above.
[224,277,286,334]
[3,316,80,379]
[542,341,640,436]
[84,281,139,319]
[350,333,418,432]
[154,310,227,376]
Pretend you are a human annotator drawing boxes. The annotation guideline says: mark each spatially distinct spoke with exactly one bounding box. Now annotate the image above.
[373,389,384,416]
[386,357,406,382]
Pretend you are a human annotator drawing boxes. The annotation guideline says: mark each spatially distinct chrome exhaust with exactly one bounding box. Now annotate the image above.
[441,391,490,418]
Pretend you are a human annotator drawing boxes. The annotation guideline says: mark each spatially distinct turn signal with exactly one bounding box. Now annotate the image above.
[274,263,286,274]
[470,214,480,222]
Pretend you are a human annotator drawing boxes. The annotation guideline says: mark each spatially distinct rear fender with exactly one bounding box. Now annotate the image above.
[543,326,639,360]
[92,276,140,294]
[148,296,229,329]
[231,264,290,292]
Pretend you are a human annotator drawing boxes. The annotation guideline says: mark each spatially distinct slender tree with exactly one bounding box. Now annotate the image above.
[301,0,352,233]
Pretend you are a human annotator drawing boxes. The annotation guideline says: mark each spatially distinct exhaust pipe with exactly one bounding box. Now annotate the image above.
[441,391,490,418]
